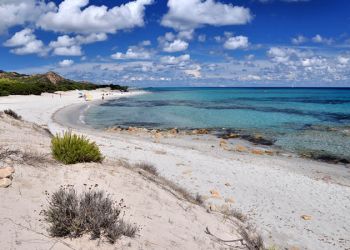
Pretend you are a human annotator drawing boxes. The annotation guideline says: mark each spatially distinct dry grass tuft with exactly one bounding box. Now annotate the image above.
[131,161,202,206]
[4,109,21,120]
[224,209,248,223]
[43,186,137,244]
[135,162,159,176]
[0,148,21,160]
[195,193,204,205]
[239,225,265,250]
[0,147,55,166]
[21,151,55,166]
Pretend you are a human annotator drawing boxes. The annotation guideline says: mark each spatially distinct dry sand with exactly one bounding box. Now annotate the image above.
[1,90,350,249]
[0,113,248,250]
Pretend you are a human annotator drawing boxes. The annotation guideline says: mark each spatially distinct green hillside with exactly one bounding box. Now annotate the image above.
[0,71,128,96]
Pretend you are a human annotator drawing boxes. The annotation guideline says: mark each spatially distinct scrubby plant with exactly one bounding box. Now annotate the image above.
[135,162,159,176]
[43,187,137,243]
[51,131,103,164]
[4,109,21,120]
[239,225,265,250]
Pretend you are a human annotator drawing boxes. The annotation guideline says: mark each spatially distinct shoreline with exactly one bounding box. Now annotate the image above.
[54,101,350,187]
[57,96,350,166]
[2,91,350,249]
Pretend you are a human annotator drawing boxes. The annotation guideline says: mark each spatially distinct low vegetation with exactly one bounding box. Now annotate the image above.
[224,208,248,223]
[51,131,103,164]
[21,151,55,166]
[133,161,203,205]
[238,225,265,250]
[43,187,137,243]
[0,147,21,160]
[205,224,265,250]
[0,71,128,96]
[0,77,97,96]
[135,162,159,176]
[4,109,21,120]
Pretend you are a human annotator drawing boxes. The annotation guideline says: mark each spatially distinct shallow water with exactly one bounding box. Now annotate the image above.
[85,88,350,162]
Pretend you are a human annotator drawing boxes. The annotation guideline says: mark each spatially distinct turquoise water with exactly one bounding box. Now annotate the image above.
[85,88,350,162]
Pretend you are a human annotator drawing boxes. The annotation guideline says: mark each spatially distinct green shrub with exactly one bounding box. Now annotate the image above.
[51,131,103,164]
[44,187,137,243]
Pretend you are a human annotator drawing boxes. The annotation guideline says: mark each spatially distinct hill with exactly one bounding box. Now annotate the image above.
[0,70,128,96]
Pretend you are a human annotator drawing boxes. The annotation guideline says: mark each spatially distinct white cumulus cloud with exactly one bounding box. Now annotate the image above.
[224,36,249,50]
[291,35,307,45]
[0,0,55,34]
[163,39,189,53]
[312,34,333,45]
[111,46,152,60]
[337,55,350,65]
[161,0,252,31]
[49,33,107,56]
[37,0,153,34]
[160,54,190,64]
[3,28,47,55]
[59,59,74,67]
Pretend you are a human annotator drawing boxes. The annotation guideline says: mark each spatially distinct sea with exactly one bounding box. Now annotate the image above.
[84,87,350,163]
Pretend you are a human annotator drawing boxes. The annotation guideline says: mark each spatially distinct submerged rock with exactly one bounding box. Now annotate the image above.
[240,134,275,146]
[169,128,178,135]
[221,133,240,139]
[192,129,209,135]
[217,130,275,146]
[301,150,350,164]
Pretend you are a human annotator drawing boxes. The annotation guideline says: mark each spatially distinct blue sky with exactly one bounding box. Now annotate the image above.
[0,0,349,86]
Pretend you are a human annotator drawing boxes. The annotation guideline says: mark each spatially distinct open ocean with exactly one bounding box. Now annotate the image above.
[84,87,350,163]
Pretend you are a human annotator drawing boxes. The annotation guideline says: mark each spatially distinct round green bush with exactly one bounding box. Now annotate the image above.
[51,131,103,164]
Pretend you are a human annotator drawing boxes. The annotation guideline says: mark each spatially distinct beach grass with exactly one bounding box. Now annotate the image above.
[51,131,103,164]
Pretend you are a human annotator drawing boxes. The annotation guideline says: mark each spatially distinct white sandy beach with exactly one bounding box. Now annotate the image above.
[1,90,350,250]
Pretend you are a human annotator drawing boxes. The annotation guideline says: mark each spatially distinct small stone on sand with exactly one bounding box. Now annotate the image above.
[301,215,312,220]
[251,149,265,155]
[0,166,15,179]
[235,145,248,152]
[0,178,12,188]
[210,190,220,198]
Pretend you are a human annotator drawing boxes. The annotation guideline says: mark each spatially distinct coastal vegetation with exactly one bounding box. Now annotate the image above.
[134,162,159,176]
[4,109,21,120]
[51,131,103,164]
[133,161,204,206]
[0,70,128,96]
[44,187,137,243]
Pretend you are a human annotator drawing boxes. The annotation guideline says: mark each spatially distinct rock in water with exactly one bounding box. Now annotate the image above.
[169,128,178,135]
[0,178,12,188]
